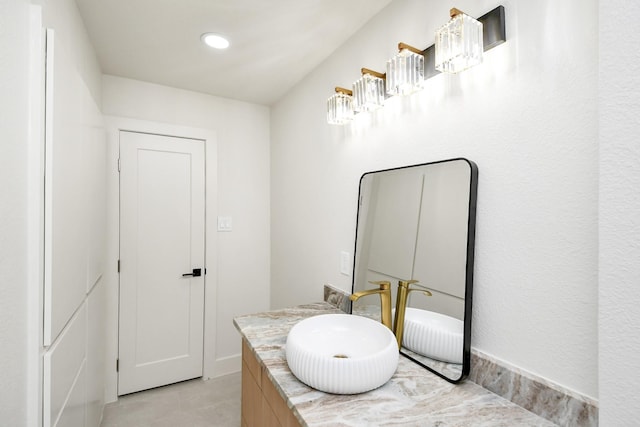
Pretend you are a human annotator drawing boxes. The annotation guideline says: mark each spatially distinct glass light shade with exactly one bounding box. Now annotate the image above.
[386,49,425,96]
[327,92,354,125]
[353,73,385,112]
[435,12,483,73]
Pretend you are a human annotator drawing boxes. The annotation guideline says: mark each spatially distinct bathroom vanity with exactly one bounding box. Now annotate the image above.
[241,338,301,427]
[234,302,555,427]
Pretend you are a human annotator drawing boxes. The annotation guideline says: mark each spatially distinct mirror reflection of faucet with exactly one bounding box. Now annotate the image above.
[393,280,432,348]
[350,279,432,348]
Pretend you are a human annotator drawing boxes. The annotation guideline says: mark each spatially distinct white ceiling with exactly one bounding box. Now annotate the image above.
[75,0,393,105]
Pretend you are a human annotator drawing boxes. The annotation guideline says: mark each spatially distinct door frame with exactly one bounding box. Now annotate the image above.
[104,116,218,402]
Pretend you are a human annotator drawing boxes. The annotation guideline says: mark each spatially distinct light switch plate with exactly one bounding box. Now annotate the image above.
[340,251,351,276]
[217,216,232,232]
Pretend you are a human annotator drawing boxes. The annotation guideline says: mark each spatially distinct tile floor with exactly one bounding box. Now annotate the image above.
[100,372,241,427]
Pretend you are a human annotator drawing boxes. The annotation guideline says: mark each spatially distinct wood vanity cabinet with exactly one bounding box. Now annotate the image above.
[241,339,302,427]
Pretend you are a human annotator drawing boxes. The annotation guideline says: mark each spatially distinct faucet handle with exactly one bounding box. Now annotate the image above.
[368,280,391,289]
[405,280,433,296]
[398,279,419,287]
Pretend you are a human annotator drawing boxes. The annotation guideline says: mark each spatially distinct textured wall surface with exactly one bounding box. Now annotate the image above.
[271,0,598,399]
[0,0,30,424]
[598,0,640,423]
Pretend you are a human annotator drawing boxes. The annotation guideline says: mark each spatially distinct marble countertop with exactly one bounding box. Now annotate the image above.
[233,302,556,427]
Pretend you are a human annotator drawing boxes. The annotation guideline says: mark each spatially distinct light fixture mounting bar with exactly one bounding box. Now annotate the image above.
[423,5,506,80]
[481,5,507,50]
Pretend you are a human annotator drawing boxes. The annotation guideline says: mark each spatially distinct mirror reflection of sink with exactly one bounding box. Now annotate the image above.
[285,314,398,394]
[402,308,464,364]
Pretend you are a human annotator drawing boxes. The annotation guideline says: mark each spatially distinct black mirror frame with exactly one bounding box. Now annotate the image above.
[350,158,478,383]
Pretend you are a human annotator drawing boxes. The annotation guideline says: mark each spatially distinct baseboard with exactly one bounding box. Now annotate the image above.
[208,354,241,379]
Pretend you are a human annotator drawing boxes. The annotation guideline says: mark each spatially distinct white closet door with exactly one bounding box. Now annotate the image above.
[43,303,87,427]
[118,131,206,395]
[43,28,89,346]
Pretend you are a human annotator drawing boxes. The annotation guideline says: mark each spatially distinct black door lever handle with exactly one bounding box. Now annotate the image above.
[182,268,202,277]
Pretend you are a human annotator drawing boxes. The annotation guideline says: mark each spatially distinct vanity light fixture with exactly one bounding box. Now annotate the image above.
[353,68,386,112]
[386,43,425,96]
[326,87,354,125]
[435,8,484,73]
[201,33,230,50]
[325,5,506,125]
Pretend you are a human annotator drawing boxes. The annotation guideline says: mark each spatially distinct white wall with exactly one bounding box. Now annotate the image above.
[0,0,32,424]
[599,0,640,423]
[271,0,598,401]
[40,0,102,106]
[101,75,270,398]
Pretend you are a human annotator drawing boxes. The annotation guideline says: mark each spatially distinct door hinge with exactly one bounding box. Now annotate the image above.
[116,359,119,372]
[117,259,120,273]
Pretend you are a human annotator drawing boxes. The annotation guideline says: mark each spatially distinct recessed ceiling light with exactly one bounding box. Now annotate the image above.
[201,33,230,50]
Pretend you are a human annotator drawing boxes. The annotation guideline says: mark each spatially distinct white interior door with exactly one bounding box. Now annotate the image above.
[118,131,205,395]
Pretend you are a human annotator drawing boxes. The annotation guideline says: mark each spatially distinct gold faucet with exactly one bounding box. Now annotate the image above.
[393,280,432,348]
[350,281,393,330]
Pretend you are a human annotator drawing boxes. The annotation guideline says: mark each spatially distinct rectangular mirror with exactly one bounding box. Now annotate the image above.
[351,158,478,383]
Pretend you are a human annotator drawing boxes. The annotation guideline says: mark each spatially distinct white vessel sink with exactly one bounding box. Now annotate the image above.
[401,308,464,364]
[285,314,398,394]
